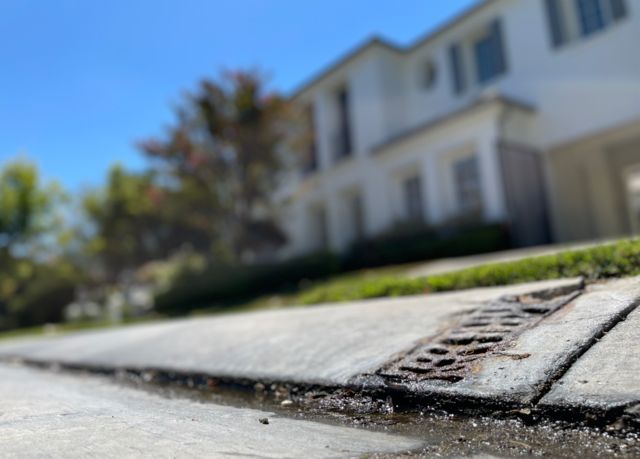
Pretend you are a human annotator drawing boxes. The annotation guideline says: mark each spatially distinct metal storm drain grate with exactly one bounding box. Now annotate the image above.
[378,291,580,384]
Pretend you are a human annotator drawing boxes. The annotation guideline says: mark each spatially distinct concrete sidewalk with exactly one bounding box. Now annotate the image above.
[1,276,639,417]
[0,279,580,386]
[0,363,421,458]
[2,276,640,457]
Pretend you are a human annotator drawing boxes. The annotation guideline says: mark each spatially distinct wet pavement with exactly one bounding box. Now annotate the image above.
[0,363,419,458]
[1,362,638,458]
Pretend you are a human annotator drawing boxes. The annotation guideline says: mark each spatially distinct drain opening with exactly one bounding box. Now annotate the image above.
[378,291,580,384]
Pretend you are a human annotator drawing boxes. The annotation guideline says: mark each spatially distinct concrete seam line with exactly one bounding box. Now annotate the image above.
[528,296,640,406]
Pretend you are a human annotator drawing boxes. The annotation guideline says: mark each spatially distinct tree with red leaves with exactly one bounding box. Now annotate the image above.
[139,70,294,262]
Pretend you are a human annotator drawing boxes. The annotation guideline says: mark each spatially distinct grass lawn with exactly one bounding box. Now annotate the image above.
[231,238,640,308]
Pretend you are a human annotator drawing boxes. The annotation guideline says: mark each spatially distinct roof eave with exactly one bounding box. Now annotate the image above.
[287,0,500,101]
[288,37,403,101]
[372,93,536,154]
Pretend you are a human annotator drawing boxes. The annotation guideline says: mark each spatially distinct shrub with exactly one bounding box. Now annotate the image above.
[7,265,79,329]
[342,223,510,270]
[154,251,340,314]
[154,224,511,314]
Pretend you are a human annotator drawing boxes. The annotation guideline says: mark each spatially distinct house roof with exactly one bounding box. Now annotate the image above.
[405,0,498,53]
[289,37,402,100]
[371,92,536,154]
[289,0,498,100]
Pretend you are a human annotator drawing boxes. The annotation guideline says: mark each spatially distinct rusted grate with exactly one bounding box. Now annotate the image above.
[378,291,579,384]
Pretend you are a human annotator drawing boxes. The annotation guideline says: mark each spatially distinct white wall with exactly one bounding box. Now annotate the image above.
[399,0,640,149]
[279,0,640,257]
[497,0,640,148]
[279,103,509,255]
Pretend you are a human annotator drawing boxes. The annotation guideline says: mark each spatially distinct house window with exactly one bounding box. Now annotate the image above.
[609,0,628,21]
[545,0,569,47]
[403,175,424,222]
[302,105,318,175]
[421,60,437,90]
[448,43,466,95]
[453,156,482,213]
[544,0,628,48]
[309,205,329,250]
[334,86,353,160]
[474,20,507,84]
[350,192,365,242]
[577,0,606,35]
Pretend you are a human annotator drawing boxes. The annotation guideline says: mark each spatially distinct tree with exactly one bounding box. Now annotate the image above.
[0,158,65,261]
[82,164,212,281]
[0,158,74,330]
[139,70,293,262]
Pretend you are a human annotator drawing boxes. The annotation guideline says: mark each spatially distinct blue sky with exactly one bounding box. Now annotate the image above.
[0,0,477,191]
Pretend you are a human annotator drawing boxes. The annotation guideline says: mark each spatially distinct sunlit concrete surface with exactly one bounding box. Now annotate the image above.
[0,279,579,386]
[2,277,640,411]
[428,277,640,404]
[0,363,421,458]
[541,302,640,411]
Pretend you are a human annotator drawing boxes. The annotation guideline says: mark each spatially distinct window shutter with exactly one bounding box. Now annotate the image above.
[544,0,567,48]
[491,19,508,74]
[609,0,628,21]
[448,43,466,95]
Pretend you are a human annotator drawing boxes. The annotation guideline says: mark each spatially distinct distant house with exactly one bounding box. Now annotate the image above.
[276,0,639,258]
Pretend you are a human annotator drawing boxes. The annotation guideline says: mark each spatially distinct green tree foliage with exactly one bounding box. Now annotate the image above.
[82,164,212,281]
[139,70,293,261]
[2,260,77,329]
[0,159,65,259]
[0,158,77,330]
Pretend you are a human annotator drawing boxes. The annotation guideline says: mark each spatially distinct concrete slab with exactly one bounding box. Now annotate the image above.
[0,278,580,386]
[540,302,640,412]
[0,363,421,458]
[387,277,640,405]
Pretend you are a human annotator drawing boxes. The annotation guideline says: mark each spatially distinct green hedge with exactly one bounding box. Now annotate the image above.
[2,264,79,330]
[343,223,510,270]
[154,223,509,315]
[154,251,340,314]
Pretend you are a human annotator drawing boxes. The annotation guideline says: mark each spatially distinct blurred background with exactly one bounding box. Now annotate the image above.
[0,0,638,336]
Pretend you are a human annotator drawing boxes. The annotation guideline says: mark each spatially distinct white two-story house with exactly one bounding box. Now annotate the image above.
[276,0,640,258]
